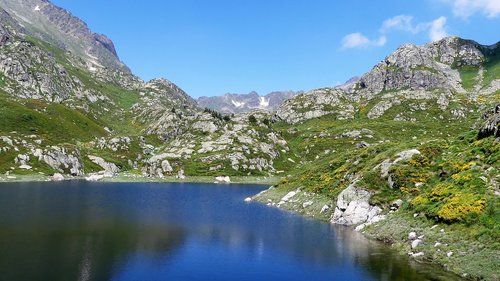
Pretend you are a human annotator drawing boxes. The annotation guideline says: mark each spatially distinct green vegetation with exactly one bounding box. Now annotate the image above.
[458,66,480,91]
[0,94,106,143]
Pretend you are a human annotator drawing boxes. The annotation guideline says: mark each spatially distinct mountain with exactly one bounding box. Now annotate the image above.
[0,0,129,72]
[197,91,299,114]
[275,37,499,124]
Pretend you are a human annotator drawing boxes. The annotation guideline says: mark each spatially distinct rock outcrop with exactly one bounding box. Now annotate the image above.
[478,104,500,139]
[331,181,383,225]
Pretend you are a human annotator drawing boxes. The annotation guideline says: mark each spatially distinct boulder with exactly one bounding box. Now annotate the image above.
[176,169,186,180]
[52,173,65,181]
[411,239,422,249]
[161,160,173,173]
[331,181,382,225]
[408,232,417,240]
[215,176,231,183]
[86,174,104,182]
[19,164,32,170]
[88,155,120,175]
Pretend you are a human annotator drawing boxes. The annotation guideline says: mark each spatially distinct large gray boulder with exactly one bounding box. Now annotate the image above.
[331,181,382,225]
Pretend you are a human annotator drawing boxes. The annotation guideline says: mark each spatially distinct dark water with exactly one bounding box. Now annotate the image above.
[0,181,459,281]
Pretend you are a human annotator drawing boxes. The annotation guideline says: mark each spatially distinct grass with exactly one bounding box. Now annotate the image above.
[0,94,106,143]
[458,66,480,91]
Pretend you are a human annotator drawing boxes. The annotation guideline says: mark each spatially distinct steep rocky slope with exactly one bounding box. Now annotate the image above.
[0,0,128,72]
[198,91,298,114]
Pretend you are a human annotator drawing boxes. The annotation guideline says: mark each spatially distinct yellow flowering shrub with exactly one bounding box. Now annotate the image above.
[437,193,486,221]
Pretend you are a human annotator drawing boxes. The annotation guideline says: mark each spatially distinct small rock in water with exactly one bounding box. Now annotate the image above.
[244,197,252,202]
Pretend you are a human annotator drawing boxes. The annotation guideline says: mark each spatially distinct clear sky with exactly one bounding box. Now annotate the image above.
[51,0,500,98]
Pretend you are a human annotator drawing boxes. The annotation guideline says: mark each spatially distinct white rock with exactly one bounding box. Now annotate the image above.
[19,164,32,170]
[434,242,443,247]
[331,181,381,225]
[302,201,313,208]
[320,205,330,213]
[52,173,64,181]
[176,169,186,179]
[412,252,424,257]
[355,223,367,232]
[408,232,417,240]
[88,155,120,175]
[431,224,439,229]
[244,197,252,202]
[161,160,173,172]
[215,176,231,183]
[86,174,104,182]
[447,251,453,257]
[281,191,297,202]
[411,239,422,249]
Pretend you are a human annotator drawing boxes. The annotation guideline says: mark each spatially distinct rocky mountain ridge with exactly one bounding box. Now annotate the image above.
[0,0,129,72]
[275,36,499,124]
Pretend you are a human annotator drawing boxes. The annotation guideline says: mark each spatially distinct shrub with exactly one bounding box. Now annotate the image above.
[437,193,486,222]
[248,115,257,124]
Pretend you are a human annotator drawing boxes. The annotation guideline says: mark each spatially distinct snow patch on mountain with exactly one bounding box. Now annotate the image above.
[259,97,270,108]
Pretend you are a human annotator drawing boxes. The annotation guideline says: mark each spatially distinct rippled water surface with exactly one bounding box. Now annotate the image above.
[0,181,459,280]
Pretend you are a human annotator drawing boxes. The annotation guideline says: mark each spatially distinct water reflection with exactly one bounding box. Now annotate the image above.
[0,181,460,281]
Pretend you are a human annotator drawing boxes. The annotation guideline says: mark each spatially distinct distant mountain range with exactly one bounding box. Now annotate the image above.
[197,91,301,114]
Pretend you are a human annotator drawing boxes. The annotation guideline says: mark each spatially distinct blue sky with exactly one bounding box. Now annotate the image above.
[52,0,500,98]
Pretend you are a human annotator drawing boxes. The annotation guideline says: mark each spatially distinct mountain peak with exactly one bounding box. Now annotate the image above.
[0,0,129,73]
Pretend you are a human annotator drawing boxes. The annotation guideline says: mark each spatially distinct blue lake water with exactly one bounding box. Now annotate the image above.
[0,181,460,280]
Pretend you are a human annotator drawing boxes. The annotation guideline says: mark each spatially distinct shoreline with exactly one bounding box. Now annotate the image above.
[252,186,497,280]
[0,173,279,185]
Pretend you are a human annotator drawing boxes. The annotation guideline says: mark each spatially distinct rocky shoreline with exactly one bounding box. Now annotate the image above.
[251,186,497,280]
